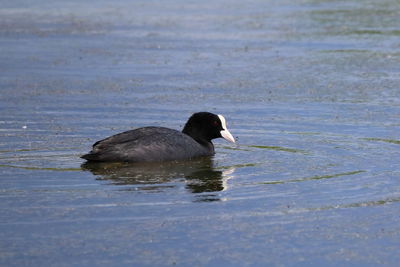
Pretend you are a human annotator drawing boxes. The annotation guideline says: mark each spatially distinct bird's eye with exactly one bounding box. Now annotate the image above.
[213,121,219,126]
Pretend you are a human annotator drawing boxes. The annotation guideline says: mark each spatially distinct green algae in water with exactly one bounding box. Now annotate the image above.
[218,162,260,170]
[221,145,307,153]
[0,164,81,172]
[362,138,400,145]
[247,145,308,154]
[260,170,366,185]
[309,196,400,212]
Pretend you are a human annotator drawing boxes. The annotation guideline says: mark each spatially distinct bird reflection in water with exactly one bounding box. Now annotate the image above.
[81,158,235,202]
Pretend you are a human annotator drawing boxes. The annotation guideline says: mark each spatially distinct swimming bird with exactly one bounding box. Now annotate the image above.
[81,112,235,162]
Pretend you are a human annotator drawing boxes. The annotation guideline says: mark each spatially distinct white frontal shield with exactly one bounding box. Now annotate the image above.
[218,114,235,143]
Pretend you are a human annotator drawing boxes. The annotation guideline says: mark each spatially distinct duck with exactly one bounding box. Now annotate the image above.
[81,112,235,162]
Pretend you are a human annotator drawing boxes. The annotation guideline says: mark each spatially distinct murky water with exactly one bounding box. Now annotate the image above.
[1,0,400,265]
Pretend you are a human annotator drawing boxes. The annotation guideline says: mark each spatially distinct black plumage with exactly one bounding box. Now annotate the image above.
[81,112,235,162]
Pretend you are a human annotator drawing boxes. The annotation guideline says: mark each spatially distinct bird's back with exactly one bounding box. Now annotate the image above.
[81,127,213,162]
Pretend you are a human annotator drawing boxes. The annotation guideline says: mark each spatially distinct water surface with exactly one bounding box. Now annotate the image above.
[1,0,400,266]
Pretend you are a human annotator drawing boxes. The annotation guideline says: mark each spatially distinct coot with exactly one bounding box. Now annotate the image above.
[81,112,235,162]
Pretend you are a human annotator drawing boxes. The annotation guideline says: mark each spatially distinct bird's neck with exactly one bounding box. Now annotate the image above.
[182,127,213,148]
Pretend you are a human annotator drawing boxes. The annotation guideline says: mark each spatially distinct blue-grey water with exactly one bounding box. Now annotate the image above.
[1,0,400,266]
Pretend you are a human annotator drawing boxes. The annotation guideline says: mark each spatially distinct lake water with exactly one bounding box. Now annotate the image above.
[1,0,400,265]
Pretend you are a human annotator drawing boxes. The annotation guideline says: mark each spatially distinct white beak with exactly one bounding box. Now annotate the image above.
[218,114,236,143]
